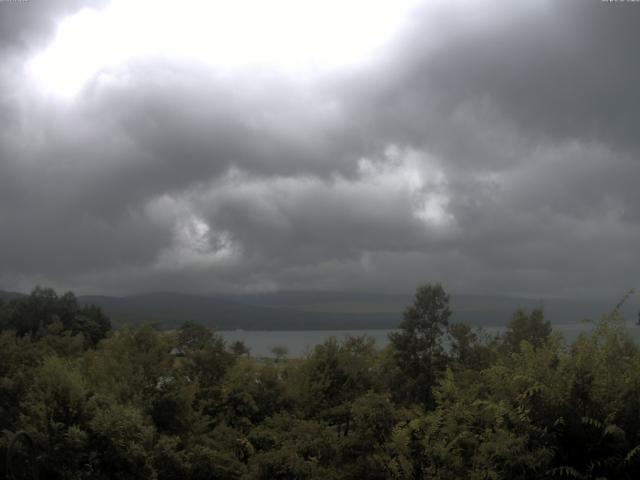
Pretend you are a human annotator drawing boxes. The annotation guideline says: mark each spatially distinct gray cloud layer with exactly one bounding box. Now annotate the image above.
[1,0,639,297]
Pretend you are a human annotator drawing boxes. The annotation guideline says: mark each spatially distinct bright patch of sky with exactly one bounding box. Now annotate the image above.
[27,0,421,99]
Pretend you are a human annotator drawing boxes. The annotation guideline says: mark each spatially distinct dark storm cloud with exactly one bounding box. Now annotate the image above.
[322,0,640,296]
[428,1,640,151]
[343,0,640,171]
[0,0,639,297]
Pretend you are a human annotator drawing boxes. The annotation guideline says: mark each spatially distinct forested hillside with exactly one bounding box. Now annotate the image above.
[2,285,640,479]
[6,289,635,331]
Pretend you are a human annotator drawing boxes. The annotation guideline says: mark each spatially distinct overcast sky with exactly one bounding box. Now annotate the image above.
[0,0,639,298]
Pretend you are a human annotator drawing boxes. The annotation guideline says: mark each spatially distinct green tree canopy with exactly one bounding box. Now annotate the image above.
[502,308,551,353]
[389,283,451,407]
[0,287,111,347]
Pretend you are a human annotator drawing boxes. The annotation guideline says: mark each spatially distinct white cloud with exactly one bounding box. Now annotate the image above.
[145,194,240,272]
[26,0,421,99]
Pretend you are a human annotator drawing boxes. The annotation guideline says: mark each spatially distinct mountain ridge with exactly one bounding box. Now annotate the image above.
[3,289,638,330]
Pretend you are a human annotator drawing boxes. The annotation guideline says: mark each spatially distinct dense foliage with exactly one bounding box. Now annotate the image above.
[2,285,640,479]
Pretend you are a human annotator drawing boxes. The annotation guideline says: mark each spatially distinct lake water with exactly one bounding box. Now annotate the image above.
[220,322,640,358]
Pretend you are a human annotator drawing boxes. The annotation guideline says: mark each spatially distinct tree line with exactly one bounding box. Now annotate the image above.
[1,284,640,479]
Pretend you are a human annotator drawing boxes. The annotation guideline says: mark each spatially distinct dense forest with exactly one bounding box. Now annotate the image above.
[2,285,640,479]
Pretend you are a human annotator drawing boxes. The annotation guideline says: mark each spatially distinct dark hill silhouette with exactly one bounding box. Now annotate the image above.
[4,288,637,330]
[76,291,640,330]
[0,289,26,302]
[77,292,397,330]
